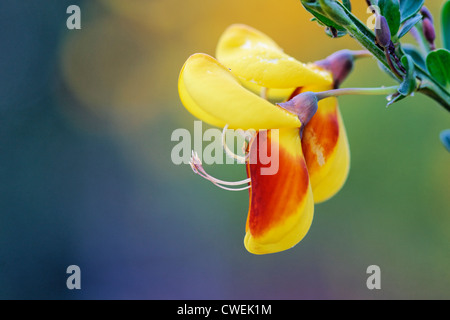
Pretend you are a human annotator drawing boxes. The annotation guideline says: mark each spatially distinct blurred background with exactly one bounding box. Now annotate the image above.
[0,0,448,299]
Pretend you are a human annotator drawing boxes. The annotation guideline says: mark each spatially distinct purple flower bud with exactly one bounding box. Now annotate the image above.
[375,15,391,48]
[420,6,433,23]
[315,49,355,88]
[422,18,436,50]
[277,92,318,136]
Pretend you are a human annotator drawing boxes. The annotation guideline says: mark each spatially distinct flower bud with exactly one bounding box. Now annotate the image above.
[422,18,436,50]
[277,92,318,136]
[375,15,391,48]
[420,6,433,23]
[315,49,355,88]
[319,0,353,26]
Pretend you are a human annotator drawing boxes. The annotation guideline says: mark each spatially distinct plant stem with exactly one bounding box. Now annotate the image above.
[352,50,373,58]
[384,49,403,80]
[416,68,450,112]
[302,0,450,112]
[316,86,399,100]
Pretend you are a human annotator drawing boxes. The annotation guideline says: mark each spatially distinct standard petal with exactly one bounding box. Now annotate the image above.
[178,72,226,128]
[179,53,301,130]
[244,128,314,255]
[216,24,332,89]
[298,85,350,203]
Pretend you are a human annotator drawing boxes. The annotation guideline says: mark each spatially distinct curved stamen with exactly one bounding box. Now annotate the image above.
[237,128,257,156]
[221,125,256,164]
[189,151,251,191]
[222,125,246,164]
[209,184,252,192]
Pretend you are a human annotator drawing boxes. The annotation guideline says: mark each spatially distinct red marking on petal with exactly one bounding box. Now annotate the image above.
[301,100,339,170]
[246,129,310,238]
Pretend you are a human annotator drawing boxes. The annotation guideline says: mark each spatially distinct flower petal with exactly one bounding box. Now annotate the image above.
[178,71,226,128]
[179,53,301,130]
[244,128,314,255]
[298,85,350,203]
[216,24,332,89]
[239,78,296,103]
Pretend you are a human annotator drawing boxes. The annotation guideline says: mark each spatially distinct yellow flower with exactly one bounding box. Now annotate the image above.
[178,24,350,254]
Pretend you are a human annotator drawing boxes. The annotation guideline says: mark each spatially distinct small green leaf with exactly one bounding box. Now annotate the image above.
[442,0,450,50]
[301,1,347,35]
[342,0,352,12]
[379,0,401,36]
[398,55,416,96]
[426,49,450,90]
[397,14,422,38]
[399,0,425,23]
[311,17,325,27]
[402,44,426,70]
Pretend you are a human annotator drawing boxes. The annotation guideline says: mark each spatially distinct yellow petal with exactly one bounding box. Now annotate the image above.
[244,128,314,254]
[239,78,296,103]
[179,53,301,130]
[178,72,225,128]
[298,85,350,203]
[216,24,332,89]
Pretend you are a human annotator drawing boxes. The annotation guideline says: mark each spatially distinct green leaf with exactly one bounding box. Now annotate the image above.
[426,49,450,90]
[397,14,422,38]
[399,0,425,23]
[379,0,401,36]
[342,0,352,12]
[398,55,416,96]
[301,1,347,36]
[402,44,426,70]
[311,17,325,27]
[442,0,450,50]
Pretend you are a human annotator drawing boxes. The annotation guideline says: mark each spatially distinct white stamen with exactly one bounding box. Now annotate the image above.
[221,124,254,164]
[189,151,251,191]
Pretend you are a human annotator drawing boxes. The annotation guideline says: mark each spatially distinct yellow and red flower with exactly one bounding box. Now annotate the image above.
[178,24,350,254]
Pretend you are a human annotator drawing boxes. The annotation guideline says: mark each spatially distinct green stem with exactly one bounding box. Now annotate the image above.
[316,86,399,100]
[352,50,373,59]
[416,68,450,112]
